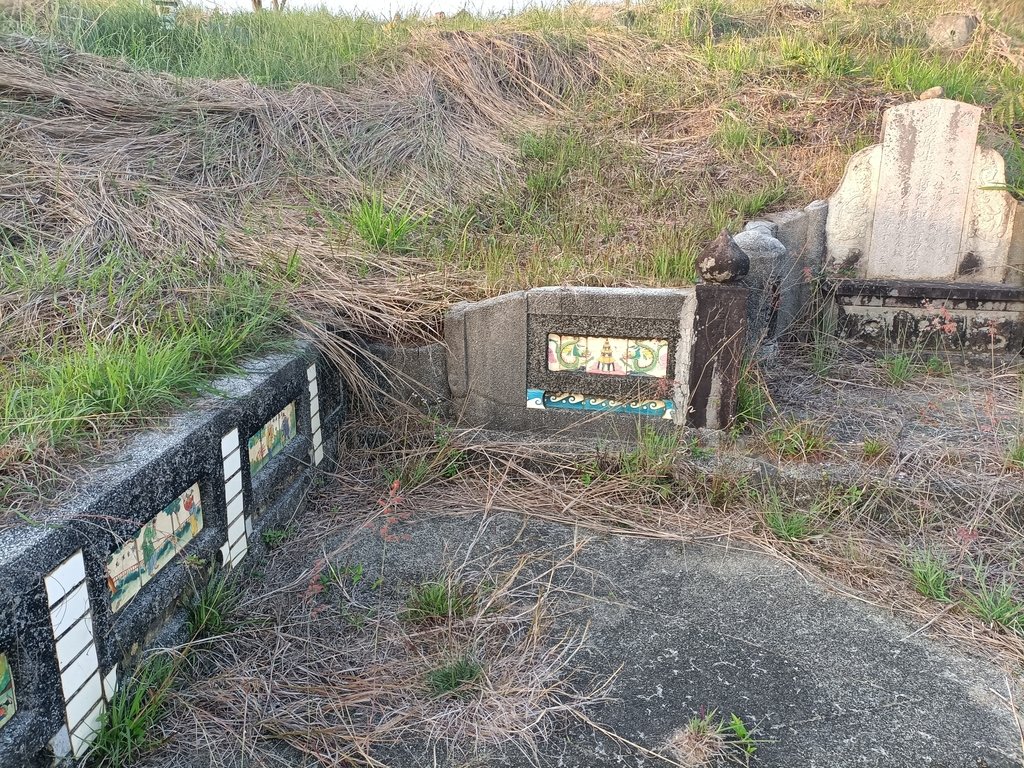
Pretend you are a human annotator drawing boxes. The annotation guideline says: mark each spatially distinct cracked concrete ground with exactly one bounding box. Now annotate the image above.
[330,509,1022,768]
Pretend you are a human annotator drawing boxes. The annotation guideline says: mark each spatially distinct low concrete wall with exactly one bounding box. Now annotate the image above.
[828,278,1024,352]
[740,199,828,346]
[445,285,747,433]
[0,344,346,767]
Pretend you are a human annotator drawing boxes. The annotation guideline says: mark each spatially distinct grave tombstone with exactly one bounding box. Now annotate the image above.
[827,99,1018,284]
[823,98,1024,351]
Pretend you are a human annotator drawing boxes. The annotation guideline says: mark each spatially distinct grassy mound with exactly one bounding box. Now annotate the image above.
[1,0,1023,511]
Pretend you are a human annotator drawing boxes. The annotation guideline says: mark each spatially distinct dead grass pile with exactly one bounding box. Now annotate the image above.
[0,27,631,342]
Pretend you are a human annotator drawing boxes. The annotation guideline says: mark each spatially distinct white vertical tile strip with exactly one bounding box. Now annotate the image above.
[307,363,324,467]
[48,725,71,760]
[221,428,249,566]
[46,550,106,757]
[102,665,118,701]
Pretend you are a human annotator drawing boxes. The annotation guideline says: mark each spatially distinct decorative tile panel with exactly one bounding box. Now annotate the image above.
[247,401,297,476]
[526,388,674,420]
[0,653,15,729]
[106,483,203,613]
[546,334,669,378]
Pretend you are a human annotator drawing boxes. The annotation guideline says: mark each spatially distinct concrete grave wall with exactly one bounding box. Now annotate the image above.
[740,199,828,344]
[0,343,346,767]
[827,278,1024,351]
[445,285,747,432]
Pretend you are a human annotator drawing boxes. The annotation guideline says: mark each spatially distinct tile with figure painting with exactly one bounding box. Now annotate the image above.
[248,401,297,476]
[106,483,203,613]
[0,653,14,729]
[547,334,669,377]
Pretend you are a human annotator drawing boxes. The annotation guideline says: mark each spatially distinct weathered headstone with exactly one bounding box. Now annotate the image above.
[824,98,1024,351]
[826,98,1020,285]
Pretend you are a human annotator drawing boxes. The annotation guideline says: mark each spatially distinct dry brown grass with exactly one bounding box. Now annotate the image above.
[145,517,615,767]
[334,376,1024,674]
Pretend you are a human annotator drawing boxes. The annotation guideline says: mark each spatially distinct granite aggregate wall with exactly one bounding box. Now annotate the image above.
[0,343,345,767]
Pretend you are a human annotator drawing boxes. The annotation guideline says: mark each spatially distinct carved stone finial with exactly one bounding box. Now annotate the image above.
[698,229,750,283]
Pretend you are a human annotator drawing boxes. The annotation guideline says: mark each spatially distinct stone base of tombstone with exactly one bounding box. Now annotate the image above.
[824,278,1024,353]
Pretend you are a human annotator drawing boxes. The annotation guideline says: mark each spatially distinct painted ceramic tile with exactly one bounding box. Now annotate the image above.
[248,401,297,476]
[0,653,14,729]
[526,388,674,420]
[106,483,203,613]
[546,334,669,377]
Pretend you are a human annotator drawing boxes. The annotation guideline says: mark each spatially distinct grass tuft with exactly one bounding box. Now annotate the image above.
[763,419,830,460]
[186,574,240,640]
[759,488,816,542]
[350,194,423,253]
[963,574,1024,634]
[862,438,888,460]
[880,354,916,386]
[88,654,175,767]
[908,551,952,602]
[402,580,475,623]
[669,708,758,767]
[734,360,770,430]
[425,657,483,696]
[1006,441,1024,471]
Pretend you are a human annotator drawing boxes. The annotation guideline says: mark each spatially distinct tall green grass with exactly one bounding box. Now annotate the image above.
[1,254,283,454]
[7,1,391,87]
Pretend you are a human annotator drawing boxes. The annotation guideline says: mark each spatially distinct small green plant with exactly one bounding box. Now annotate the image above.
[382,423,467,491]
[763,419,830,460]
[402,580,475,623]
[963,573,1024,633]
[724,713,758,758]
[350,193,422,253]
[734,361,770,430]
[810,484,864,519]
[261,525,295,550]
[687,438,713,461]
[320,562,365,591]
[880,354,916,386]
[618,424,679,478]
[425,657,482,696]
[924,355,950,377]
[1006,441,1024,471]
[88,654,175,767]
[186,574,240,640]
[579,457,604,487]
[340,606,371,630]
[908,552,952,602]
[761,489,815,542]
[862,438,888,460]
[809,291,840,376]
[695,470,747,511]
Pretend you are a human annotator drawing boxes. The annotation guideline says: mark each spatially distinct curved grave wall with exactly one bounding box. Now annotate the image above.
[0,343,345,767]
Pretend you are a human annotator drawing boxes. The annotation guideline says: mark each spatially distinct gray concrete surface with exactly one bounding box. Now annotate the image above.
[334,511,1022,768]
